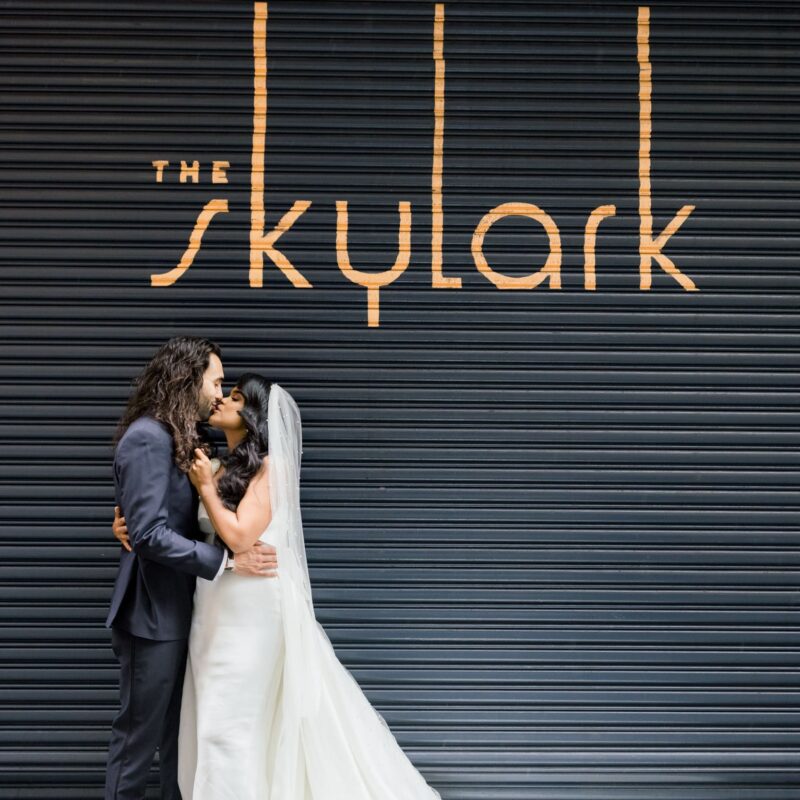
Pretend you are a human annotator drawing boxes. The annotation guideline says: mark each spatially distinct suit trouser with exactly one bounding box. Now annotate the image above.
[104,627,188,800]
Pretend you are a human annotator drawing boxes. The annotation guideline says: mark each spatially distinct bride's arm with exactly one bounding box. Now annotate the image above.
[190,449,272,554]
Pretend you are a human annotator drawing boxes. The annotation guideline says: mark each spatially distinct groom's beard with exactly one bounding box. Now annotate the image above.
[197,398,215,422]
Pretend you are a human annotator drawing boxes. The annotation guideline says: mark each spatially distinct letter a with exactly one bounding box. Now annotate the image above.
[472,203,561,289]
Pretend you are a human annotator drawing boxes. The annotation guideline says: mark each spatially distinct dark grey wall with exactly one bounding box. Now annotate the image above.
[0,1,798,797]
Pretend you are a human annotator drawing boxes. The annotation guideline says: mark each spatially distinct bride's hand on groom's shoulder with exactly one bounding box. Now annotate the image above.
[189,448,214,492]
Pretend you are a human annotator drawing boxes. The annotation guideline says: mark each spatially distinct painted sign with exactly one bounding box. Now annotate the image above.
[149,4,697,327]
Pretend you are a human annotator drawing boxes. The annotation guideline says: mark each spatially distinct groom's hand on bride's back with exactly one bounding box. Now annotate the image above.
[112,506,132,552]
[232,542,278,578]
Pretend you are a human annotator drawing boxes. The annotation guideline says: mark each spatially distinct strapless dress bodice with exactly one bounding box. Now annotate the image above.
[197,502,218,542]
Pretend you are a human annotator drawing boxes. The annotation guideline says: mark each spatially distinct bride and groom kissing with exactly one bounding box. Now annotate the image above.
[103,336,441,799]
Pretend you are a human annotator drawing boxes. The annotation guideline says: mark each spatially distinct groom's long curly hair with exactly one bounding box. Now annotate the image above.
[217,373,271,511]
[114,336,221,472]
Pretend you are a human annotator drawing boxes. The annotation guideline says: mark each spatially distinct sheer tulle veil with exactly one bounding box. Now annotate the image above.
[265,383,442,799]
[266,382,324,728]
[267,382,312,603]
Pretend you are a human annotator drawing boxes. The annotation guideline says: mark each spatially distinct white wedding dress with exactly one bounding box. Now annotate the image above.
[177,384,441,800]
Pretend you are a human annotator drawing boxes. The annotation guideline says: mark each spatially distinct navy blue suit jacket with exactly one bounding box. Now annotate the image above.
[105,416,225,640]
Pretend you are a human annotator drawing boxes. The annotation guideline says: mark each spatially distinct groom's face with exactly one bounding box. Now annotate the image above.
[197,353,225,422]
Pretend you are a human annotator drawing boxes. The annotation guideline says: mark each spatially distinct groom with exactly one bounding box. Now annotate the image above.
[104,336,277,800]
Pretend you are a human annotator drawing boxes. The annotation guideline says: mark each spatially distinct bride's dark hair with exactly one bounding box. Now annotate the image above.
[216,373,271,511]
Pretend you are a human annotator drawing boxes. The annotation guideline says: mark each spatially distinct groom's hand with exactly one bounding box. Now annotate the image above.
[233,541,278,578]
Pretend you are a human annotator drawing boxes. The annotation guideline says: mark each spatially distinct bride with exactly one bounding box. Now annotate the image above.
[172,375,440,799]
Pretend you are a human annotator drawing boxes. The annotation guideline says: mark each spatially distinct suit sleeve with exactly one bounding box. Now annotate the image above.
[116,425,225,580]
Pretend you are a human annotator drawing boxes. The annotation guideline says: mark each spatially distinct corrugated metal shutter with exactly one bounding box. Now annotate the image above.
[1,0,798,796]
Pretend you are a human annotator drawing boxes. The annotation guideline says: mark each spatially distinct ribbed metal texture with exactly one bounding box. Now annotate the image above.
[0,0,798,797]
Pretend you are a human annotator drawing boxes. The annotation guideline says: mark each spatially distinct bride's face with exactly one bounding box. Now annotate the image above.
[208,386,247,432]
